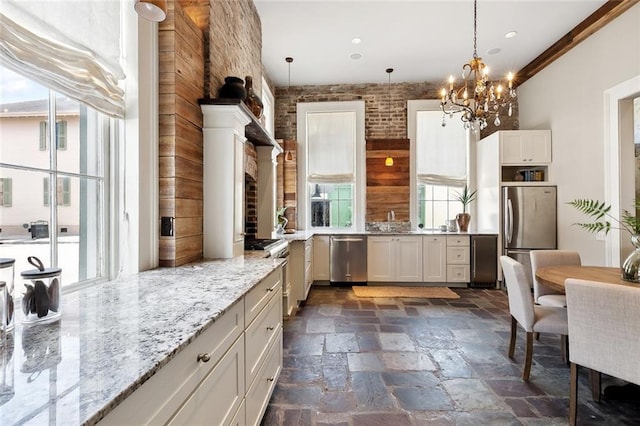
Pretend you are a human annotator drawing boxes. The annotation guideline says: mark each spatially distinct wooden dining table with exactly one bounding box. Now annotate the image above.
[534,265,639,292]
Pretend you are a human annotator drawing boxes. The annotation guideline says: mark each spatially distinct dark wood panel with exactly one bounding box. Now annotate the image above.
[159,157,175,178]
[517,1,638,85]
[175,235,203,264]
[175,198,203,218]
[175,156,203,182]
[175,176,203,200]
[159,177,175,198]
[175,217,203,238]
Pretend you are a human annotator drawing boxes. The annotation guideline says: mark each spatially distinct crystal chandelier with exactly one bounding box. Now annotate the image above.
[440,0,516,131]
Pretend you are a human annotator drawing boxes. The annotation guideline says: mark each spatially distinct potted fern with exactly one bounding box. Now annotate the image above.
[454,184,477,232]
[569,198,640,282]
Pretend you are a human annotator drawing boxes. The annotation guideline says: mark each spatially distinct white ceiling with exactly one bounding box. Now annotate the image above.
[254,0,607,87]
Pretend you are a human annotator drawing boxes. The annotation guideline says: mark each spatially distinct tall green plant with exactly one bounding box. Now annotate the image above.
[568,199,640,235]
[455,184,477,214]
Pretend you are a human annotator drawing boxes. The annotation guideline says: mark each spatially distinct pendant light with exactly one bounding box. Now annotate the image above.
[385,68,394,167]
[134,0,167,22]
[284,57,294,162]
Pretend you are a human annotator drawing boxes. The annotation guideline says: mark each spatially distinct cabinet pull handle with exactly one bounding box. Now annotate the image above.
[267,326,275,331]
[197,353,211,363]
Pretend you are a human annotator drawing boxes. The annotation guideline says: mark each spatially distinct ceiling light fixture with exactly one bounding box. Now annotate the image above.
[385,68,394,167]
[505,31,518,39]
[134,0,167,22]
[351,38,361,44]
[440,0,516,131]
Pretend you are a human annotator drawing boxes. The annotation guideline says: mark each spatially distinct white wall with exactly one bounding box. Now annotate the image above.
[517,3,640,266]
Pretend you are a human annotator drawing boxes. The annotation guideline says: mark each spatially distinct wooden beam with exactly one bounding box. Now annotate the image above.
[516,0,639,85]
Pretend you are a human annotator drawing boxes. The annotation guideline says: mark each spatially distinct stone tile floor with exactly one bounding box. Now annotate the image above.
[262,286,640,425]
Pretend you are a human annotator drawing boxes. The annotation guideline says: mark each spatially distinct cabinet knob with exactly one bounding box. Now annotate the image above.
[267,377,275,382]
[267,325,275,331]
[197,353,211,363]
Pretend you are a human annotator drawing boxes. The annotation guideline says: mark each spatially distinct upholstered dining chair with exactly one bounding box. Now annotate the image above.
[565,279,640,426]
[530,250,582,308]
[499,256,569,381]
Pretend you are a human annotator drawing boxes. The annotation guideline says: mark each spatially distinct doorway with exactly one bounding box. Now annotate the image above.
[605,75,640,266]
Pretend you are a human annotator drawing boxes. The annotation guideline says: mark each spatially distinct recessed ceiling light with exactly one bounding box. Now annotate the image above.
[352,38,361,44]
[487,47,501,56]
[350,53,362,60]
[505,31,517,39]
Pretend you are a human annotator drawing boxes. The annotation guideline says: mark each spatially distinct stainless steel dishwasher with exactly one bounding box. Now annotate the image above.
[330,235,367,284]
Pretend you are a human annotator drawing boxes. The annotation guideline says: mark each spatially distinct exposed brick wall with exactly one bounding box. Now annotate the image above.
[209,0,263,98]
[274,82,518,141]
[273,82,518,227]
[158,0,264,265]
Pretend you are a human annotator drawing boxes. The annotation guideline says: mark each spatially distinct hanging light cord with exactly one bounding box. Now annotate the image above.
[286,57,293,88]
[386,68,393,138]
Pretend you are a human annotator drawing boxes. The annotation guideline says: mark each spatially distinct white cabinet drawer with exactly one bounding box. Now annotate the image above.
[447,246,469,264]
[447,265,470,282]
[245,288,282,388]
[447,236,470,247]
[168,335,245,426]
[245,268,282,326]
[246,332,283,426]
[99,301,244,425]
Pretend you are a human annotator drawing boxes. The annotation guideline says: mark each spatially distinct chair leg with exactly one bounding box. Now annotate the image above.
[523,331,534,381]
[508,316,517,359]
[561,334,569,365]
[570,362,578,426]
[535,332,540,341]
[589,369,602,402]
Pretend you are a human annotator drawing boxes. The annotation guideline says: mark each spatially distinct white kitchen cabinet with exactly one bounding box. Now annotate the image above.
[201,104,251,259]
[477,130,552,281]
[290,237,313,302]
[446,236,470,283]
[422,236,446,282]
[168,335,245,425]
[99,266,283,426]
[313,235,330,281]
[500,130,551,165]
[367,236,422,282]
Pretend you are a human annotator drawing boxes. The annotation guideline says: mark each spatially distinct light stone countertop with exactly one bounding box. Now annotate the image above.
[279,229,498,241]
[0,254,285,426]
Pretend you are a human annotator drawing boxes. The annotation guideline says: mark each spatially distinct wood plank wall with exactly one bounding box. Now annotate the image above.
[159,0,205,267]
[366,139,410,222]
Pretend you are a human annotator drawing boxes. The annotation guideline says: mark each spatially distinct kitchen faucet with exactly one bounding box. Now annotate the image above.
[387,210,395,222]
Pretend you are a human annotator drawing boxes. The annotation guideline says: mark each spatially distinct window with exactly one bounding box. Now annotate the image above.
[0,66,111,288]
[39,121,47,150]
[56,120,67,150]
[297,101,365,230]
[408,100,468,230]
[43,176,71,206]
[0,178,12,207]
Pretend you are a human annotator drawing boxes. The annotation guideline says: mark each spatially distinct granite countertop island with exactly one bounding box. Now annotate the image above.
[0,254,284,426]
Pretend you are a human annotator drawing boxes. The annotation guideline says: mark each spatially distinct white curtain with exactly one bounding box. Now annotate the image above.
[307,111,355,182]
[0,0,125,117]
[416,110,467,187]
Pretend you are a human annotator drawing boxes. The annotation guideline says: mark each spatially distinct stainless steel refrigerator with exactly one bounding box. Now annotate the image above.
[502,186,557,287]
